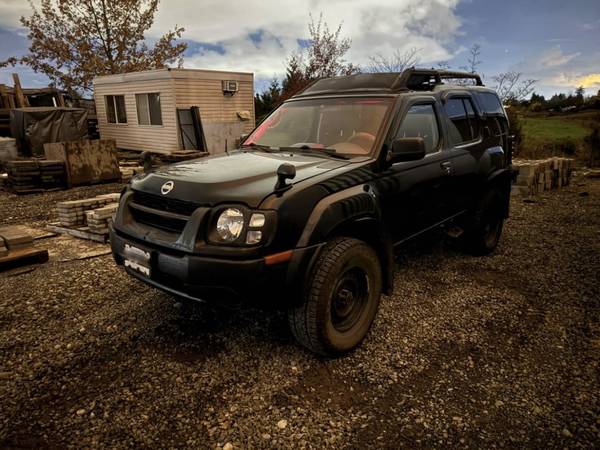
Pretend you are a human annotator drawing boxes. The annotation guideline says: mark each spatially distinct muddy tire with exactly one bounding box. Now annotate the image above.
[463,188,505,255]
[288,237,382,356]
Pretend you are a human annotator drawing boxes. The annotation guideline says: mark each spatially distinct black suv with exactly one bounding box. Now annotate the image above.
[110,69,512,356]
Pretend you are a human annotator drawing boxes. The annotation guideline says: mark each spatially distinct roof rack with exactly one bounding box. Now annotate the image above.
[392,68,484,91]
[294,68,485,98]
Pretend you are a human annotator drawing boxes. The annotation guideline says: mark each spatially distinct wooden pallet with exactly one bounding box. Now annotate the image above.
[0,247,49,272]
[46,223,108,243]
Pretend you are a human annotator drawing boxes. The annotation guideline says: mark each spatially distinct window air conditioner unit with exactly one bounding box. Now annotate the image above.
[222,80,238,94]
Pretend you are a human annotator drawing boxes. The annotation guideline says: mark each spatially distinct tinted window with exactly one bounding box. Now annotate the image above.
[463,98,479,138]
[478,92,504,115]
[245,97,392,155]
[396,104,440,154]
[445,98,479,144]
[445,98,470,143]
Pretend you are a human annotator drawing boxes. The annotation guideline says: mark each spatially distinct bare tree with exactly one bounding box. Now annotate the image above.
[460,44,482,73]
[492,71,537,102]
[368,47,421,73]
[2,0,186,94]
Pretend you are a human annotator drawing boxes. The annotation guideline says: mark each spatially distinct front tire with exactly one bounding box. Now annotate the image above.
[288,237,382,356]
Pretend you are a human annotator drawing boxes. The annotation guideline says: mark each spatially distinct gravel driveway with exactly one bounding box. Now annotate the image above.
[1,176,599,449]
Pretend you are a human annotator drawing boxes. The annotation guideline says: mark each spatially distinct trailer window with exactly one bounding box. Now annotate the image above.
[136,93,162,126]
[105,95,127,124]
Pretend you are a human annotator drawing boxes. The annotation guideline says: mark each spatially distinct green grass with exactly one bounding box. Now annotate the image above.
[521,115,591,145]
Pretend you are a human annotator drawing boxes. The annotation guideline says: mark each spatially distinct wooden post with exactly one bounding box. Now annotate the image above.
[54,88,65,107]
[12,73,29,108]
[0,84,8,109]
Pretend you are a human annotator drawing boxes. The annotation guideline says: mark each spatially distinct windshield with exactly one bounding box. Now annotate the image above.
[243,97,392,155]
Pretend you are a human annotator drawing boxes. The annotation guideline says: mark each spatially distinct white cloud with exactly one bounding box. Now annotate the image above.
[0,0,464,88]
[0,0,37,28]
[537,46,580,68]
[151,0,464,78]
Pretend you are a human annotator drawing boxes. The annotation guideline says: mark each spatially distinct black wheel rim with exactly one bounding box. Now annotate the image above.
[330,267,369,333]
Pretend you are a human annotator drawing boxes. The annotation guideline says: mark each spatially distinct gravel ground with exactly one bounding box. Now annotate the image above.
[0,177,599,449]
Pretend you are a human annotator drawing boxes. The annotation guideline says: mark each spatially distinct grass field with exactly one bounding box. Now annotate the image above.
[518,110,600,160]
[521,116,591,144]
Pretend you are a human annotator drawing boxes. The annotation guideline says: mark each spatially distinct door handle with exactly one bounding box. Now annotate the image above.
[440,161,453,175]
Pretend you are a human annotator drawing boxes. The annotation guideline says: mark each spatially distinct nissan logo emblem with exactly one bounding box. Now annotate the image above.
[161,180,174,195]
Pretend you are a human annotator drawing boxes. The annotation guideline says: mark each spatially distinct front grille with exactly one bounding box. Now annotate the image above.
[129,190,203,234]
[130,207,188,234]
[132,190,201,216]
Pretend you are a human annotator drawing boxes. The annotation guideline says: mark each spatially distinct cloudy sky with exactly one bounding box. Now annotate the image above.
[0,0,599,97]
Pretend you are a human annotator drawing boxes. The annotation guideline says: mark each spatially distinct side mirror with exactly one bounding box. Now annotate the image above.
[389,137,426,163]
[274,163,296,195]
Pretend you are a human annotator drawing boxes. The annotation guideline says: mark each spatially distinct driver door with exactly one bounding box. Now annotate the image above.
[378,100,454,243]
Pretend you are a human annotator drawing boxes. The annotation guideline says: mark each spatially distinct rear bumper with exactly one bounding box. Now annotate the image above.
[109,226,322,307]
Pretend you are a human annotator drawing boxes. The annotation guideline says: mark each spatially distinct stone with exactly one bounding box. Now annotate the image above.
[223,443,233,450]
[277,419,288,429]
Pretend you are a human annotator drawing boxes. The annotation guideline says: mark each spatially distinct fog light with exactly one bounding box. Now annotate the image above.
[246,230,262,244]
[249,213,265,228]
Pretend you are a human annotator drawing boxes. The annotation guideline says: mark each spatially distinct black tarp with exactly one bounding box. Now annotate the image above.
[10,107,88,157]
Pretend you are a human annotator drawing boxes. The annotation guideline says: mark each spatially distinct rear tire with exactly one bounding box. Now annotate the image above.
[463,188,505,255]
[288,237,382,356]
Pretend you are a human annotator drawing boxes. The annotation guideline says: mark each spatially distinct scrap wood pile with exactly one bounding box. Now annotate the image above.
[4,160,67,194]
[46,193,120,243]
[512,157,574,196]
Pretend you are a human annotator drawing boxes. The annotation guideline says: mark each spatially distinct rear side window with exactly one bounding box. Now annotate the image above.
[444,98,479,144]
[396,104,440,154]
[478,92,504,115]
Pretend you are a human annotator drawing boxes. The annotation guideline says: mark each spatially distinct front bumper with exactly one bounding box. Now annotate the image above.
[110,226,322,308]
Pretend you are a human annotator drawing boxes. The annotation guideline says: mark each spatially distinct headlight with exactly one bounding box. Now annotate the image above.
[216,208,244,241]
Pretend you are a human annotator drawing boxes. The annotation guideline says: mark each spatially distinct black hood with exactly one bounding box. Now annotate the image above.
[130,150,351,207]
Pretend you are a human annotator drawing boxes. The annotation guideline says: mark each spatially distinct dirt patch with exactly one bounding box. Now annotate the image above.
[0,178,599,448]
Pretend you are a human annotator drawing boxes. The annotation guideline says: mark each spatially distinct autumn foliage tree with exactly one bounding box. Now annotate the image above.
[3,0,187,94]
[279,14,358,101]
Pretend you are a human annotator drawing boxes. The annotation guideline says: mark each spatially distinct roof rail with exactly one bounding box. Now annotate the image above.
[392,68,484,91]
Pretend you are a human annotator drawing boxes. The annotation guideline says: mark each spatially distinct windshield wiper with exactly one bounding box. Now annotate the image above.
[241,143,279,153]
[279,145,349,160]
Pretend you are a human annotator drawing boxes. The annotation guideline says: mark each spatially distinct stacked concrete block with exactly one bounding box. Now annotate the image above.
[120,166,144,183]
[512,157,573,196]
[0,226,49,269]
[0,226,34,251]
[4,159,66,193]
[56,194,121,227]
[56,199,94,227]
[85,203,118,235]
